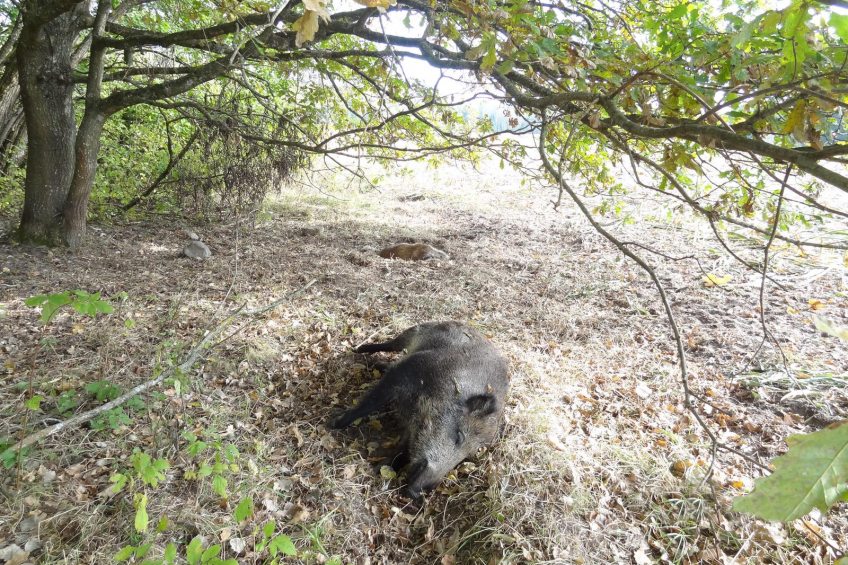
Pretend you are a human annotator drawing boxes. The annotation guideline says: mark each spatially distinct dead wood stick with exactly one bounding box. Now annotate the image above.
[2,278,317,458]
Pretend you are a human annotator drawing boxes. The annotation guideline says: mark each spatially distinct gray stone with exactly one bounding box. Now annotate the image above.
[40,470,55,485]
[18,516,39,533]
[0,544,24,561]
[183,241,212,260]
[23,539,43,553]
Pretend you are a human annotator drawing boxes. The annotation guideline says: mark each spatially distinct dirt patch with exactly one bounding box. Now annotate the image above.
[1,162,847,564]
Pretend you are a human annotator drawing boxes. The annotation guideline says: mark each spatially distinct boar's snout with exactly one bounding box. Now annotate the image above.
[404,459,443,500]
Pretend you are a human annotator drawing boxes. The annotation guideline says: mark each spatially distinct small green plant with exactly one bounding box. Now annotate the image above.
[111,449,171,535]
[0,440,29,469]
[182,432,239,498]
[112,496,297,565]
[56,390,78,415]
[83,381,145,431]
[255,519,298,561]
[25,290,114,324]
[85,380,122,402]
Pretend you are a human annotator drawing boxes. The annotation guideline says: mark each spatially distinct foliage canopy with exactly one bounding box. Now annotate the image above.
[0,0,844,247]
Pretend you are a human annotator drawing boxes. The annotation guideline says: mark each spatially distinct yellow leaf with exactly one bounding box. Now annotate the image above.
[352,0,396,11]
[782,100,806,134]
[808,299,825,311]
[293,9,324,47]
[786,306,799,314]
[71,324,85,334]
[702,273,732,287]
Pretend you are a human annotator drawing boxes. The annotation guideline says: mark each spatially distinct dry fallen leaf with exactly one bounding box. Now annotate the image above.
[633,546,653,565]
[634,383,651,399]
[547,433,567,451]
[808,299,825,311]
[320,433,339,450]
[751,522,786,546]
[228,537,246,554]
[65,463,86,476]
[284,503,311,524]
[703,273,732,287]
[289,424,304,447]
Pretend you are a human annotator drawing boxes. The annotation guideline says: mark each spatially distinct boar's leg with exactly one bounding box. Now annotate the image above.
[386,432,410,470]
[326,373,400,429]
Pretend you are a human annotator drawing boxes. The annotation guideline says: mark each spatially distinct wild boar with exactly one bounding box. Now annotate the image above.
[327,321,509,499]
[378,243,449,261]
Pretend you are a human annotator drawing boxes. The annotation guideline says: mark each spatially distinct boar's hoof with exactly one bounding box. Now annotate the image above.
[325,414,348,430]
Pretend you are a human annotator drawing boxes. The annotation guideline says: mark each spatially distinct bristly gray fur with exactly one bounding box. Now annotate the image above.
[327,321,509,499]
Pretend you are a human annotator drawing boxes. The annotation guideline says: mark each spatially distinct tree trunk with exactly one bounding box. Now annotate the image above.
[63,112,107,247]
[16,4,82,245]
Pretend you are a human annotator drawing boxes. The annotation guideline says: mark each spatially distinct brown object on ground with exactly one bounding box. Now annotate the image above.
[378,243,448,261]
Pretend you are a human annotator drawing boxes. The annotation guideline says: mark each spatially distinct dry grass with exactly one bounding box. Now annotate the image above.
[1,158,847,564]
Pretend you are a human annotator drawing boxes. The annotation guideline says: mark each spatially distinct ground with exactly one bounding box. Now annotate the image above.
[1,161,847,565]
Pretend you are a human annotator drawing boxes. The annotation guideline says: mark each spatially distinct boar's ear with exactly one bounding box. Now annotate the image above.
[465,394,497,416]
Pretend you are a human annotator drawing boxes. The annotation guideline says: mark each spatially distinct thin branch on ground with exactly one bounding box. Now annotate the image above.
[0,278,317,459]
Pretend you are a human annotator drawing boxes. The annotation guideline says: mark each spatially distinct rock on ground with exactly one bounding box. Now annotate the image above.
[183,241,212,260]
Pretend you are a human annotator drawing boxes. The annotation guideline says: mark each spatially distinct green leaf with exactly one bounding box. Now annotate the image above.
[263,520,276,538]
[24,294,48,307]
[730,14,763,48]
[134,494,149,532]
[668,3,687,19]
[115,546,136,561]
[269,534,297,557]
[830,13,848,44]
[157,517,169,532]
[814,315,848,341]
[164,543,177,564]
[733,420,848,521]
[94,300,114,314]
[110,472,127,493]
[186,537,203,565]
[200,544,220,563]
[72,299,87,315]
[212,475,228,497]
[47,293,72,308]
[188,440,207,457]
[40,292,72,323]
[234,496,253,521]
[136,543,153,559]
[496,59,515,74]
[25,395,43,410]
[380,465,397,479]
[481,43,497,71]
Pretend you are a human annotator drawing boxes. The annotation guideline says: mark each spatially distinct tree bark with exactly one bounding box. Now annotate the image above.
[16,2,84,244]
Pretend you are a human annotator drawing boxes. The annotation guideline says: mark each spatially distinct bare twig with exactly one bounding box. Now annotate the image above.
[0,278,317,458]
[751,165,796,385]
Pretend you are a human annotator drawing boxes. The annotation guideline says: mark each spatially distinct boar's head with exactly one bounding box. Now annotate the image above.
[404,392,501,498]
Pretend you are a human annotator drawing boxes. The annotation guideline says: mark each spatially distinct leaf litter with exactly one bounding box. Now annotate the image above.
[0,160,846,563]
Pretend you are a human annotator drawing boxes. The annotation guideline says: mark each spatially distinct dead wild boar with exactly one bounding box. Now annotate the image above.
[378,243,449,261]
[327,321,509,499]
